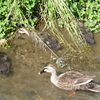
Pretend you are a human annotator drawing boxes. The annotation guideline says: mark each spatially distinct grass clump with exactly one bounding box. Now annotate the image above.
[67,0,100,33]
[0,0,39,48]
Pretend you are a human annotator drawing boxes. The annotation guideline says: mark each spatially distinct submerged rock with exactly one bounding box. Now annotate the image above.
[0,53,10,75]
[78,22,95,45]
[38,32,61,50]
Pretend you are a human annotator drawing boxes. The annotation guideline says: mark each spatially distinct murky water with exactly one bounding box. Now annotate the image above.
[0,31,100,100]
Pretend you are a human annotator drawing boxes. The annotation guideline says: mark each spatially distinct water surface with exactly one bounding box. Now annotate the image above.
[0,32,100,100]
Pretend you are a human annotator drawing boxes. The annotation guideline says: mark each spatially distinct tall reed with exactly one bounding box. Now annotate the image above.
[40,0,91,53]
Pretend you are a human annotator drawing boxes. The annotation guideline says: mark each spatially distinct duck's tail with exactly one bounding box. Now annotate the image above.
[88,83,100,92]
[83,81,100,92]
[81,82,100,92]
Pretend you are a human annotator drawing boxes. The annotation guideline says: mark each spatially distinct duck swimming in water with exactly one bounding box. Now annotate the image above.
[0,53,10,75]
[39,64,100,93]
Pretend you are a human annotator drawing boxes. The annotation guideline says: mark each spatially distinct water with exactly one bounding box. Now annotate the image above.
[0,32,100,100]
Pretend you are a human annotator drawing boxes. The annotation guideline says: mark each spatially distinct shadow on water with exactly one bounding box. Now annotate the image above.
[0,30,100,100]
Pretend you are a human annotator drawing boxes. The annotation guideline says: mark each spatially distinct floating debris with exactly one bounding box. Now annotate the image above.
[0,39,7,45]
[17,27,30,36]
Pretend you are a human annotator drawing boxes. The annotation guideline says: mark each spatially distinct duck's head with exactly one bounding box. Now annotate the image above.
[39,64,56,74]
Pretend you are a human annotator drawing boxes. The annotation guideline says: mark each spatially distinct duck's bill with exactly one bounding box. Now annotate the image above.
[38,69,45,74]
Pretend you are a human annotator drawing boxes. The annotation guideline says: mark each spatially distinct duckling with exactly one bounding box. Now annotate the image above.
[0,53,10,75]
[78,21,94,45]
[39,64,100,93]
[38,32,61,50]
[16,26,61,50]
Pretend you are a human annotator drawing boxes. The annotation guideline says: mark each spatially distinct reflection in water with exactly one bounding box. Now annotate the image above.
[0,33,100,100]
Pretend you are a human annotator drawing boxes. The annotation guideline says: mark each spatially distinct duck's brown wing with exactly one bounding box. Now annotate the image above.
[59,71,96,86]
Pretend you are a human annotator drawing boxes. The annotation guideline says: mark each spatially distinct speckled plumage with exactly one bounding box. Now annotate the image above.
[40,64,100,92]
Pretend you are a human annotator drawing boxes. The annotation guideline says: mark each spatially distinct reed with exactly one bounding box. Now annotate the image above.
[40,0,91,53]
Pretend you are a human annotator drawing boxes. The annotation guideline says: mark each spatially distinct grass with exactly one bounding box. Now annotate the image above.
[0,0,91,54]
[67,0,100,33]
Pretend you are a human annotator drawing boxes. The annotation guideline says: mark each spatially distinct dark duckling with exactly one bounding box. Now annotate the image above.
[17,27,61,50]
[78,22,95,45]
[0,53,10,75]
[38,32,61,50]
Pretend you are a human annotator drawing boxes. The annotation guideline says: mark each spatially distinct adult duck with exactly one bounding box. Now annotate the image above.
[39,64,100,93]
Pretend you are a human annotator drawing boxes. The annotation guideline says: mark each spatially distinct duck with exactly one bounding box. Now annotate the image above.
[39,64,100,93]
[0,53,10,75]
